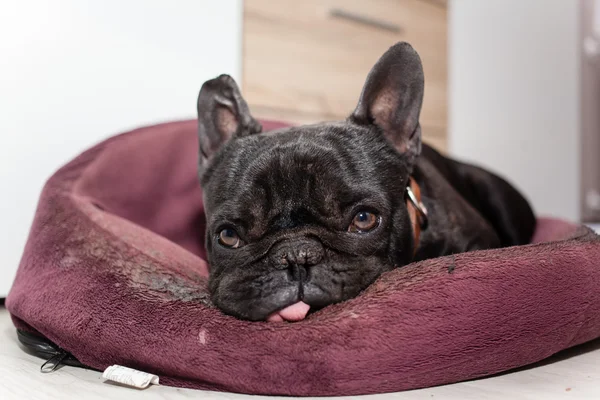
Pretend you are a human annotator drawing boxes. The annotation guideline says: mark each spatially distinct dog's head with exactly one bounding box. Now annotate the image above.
[198,42,424,321]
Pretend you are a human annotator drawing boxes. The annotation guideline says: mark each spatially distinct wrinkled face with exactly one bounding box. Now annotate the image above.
[203,124,413,320]
[197,42,425,321]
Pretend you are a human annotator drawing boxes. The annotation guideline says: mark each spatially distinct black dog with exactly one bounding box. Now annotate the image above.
[197,42,536,322]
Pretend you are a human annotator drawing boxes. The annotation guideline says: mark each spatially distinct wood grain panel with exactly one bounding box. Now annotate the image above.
[243,0,446,122]
[243,0,447,150]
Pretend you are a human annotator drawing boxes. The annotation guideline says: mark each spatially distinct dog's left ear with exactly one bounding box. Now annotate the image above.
[350,42,424,164]
[197,74,262,170]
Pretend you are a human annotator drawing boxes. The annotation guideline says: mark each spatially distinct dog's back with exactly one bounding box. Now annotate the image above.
[418,143,536,249]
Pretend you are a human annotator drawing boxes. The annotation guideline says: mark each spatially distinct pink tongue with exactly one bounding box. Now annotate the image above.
[266,301,310,322]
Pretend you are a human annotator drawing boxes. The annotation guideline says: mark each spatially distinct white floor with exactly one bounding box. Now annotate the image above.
[1,308,600,399]
[587,223,600,234]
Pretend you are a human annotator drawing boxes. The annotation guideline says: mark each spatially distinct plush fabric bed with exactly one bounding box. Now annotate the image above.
[7,120,600,396]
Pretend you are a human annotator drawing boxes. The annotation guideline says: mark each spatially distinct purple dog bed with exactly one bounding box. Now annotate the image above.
[7,120,600,396]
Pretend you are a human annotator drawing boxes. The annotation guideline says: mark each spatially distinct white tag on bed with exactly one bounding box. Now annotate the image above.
[102,365,159,389]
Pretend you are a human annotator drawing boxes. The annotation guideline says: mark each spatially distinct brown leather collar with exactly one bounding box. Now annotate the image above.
[405,177,428,256]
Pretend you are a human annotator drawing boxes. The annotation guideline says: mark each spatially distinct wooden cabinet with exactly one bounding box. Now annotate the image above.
[243,0,448,151]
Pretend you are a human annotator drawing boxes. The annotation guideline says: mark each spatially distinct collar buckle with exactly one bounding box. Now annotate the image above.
[406,183,428,230]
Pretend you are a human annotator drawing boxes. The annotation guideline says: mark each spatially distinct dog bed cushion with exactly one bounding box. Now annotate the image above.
[7,120,600,396]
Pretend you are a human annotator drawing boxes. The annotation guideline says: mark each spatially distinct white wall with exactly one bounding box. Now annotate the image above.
[0,0,242,297]
[449,0,580,221]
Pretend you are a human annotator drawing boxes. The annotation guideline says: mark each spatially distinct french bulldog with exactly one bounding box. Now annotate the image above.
[197,42,536,322]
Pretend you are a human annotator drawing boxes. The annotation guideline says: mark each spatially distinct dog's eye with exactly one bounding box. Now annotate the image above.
[218,228,241,248]
[349,211,380,233]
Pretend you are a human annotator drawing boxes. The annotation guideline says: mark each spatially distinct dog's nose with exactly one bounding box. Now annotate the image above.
[272,239,324,278]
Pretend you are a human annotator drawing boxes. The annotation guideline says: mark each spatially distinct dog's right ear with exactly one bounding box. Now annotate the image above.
[197,74,262,171]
